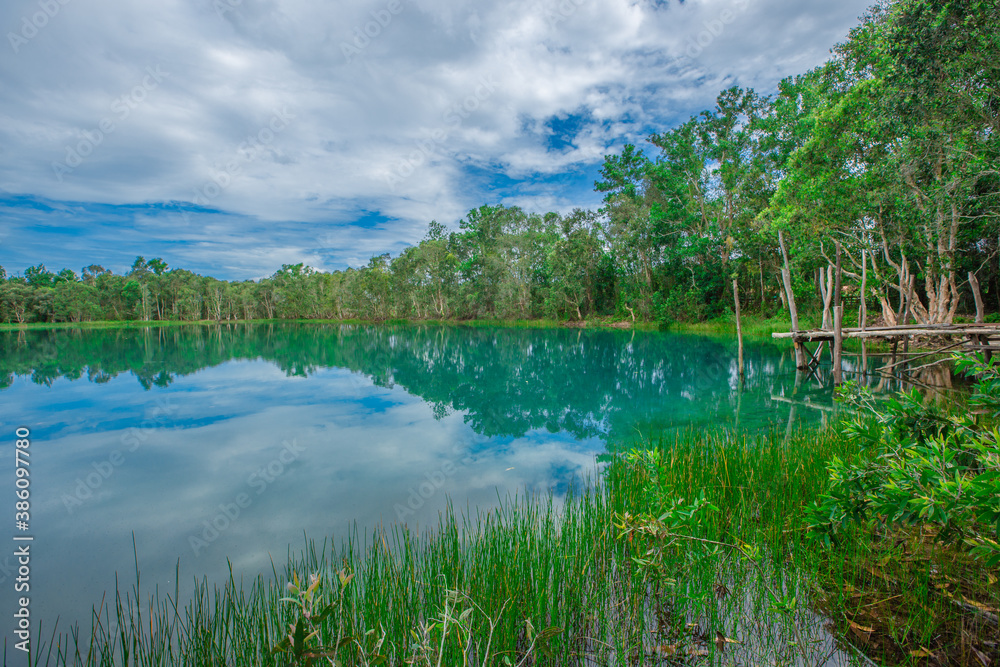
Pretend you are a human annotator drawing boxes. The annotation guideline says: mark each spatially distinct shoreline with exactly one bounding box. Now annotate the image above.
[1,316,968,353]
[0,314,790,335]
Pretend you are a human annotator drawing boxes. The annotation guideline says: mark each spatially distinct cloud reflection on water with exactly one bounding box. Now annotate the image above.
[0,324,817,640]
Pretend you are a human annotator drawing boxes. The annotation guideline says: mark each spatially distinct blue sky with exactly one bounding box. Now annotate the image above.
[1,0,874,280]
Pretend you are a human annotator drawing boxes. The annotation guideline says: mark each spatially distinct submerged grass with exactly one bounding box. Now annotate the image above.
[20,427,887,667]
[811,522,1000,666]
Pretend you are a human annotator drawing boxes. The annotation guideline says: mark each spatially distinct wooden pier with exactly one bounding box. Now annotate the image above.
[772,323,1000,381]
[769,234,996,385]
[772,323,1000,346]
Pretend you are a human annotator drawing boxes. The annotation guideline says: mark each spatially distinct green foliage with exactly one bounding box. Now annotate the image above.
[272,569,364,665]
[651,287,707,325]
[805,356,1000,565]
[24,263,55,288]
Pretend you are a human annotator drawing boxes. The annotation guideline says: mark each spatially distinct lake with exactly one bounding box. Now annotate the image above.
[0,323,840,644]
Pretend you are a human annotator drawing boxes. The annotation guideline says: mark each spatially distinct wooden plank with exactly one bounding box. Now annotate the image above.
[774,325,1000,341]
[775,323,1000,336]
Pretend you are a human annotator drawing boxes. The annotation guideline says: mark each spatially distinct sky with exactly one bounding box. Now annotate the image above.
[0,0,875,280]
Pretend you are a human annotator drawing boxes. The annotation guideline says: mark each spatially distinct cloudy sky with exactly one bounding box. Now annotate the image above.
[0,0,873,280]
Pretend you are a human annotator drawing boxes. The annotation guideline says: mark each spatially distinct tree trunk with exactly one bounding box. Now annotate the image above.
[778,230,807,368]
[834,241,842,310]
[778,231,800,330]
[860,250,868,330]
[833,305,843,386]
[970,271,985,324]
[760,258,765,309]
[820,265,834,329]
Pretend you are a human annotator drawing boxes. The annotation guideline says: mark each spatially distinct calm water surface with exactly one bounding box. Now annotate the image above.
[0,323,832,643]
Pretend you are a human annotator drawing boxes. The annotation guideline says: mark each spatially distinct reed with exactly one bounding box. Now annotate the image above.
[21,428,879,667]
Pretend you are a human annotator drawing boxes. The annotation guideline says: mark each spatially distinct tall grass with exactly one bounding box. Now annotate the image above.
[22,428,872,667]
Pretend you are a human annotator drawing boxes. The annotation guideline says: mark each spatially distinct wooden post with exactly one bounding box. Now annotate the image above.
[778,230,807,369]
[733,278,744,382]
[861,247,868,376]
[833,241,843,374]
[833,305,844,386]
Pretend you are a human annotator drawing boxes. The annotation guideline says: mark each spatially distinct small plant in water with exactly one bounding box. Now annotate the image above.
[272,568,376,666]
[406,584,561,667]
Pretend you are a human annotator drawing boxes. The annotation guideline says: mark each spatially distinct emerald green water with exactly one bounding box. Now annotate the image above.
[0,323,828,642]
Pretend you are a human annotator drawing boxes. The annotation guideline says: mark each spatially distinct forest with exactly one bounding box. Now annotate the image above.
[2,0,998,327]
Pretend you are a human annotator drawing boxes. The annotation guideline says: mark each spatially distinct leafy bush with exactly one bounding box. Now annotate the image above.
[652,287,709,325]
[805,355,1000,566]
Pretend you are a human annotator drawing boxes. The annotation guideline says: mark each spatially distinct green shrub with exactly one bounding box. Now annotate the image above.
[805,355,1000,566]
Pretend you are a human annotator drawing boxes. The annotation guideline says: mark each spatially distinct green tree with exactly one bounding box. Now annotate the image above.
[271,264,317,319]
[53,281,101,322]
[455,205,524,318]
[24,264,55,288]
[0,281,31,324]
[545,210,602,320]
[785,0,1000,325]
[358,254,393,321]
[595,145,657,313]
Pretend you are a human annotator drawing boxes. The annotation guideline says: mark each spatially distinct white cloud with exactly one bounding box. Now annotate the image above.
[0,0,875,276]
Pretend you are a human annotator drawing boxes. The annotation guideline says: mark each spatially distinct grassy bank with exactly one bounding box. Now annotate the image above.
[0,317,656,332]
[0,319,227,331]
[0,311,807,335]
[17,413,999,666]
[2,310,984,342]
[19,428,853,666]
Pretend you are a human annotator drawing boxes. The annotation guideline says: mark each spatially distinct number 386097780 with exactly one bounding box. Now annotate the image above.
[15,427,30,526]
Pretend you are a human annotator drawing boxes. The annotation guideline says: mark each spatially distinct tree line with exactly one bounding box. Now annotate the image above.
[2,0,997,327]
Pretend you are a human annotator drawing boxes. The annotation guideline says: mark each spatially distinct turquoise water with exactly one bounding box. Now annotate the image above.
[0,323,829,643]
